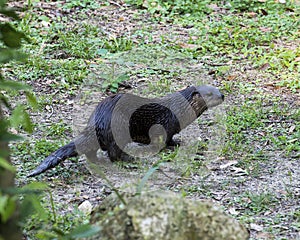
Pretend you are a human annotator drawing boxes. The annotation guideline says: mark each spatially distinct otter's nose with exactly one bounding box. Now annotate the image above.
[221,94,225,101]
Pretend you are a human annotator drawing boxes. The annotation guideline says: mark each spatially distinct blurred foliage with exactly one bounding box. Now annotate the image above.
[0,1,99,239]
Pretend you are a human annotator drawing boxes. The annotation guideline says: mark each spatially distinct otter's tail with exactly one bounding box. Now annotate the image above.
[27,142,78,177]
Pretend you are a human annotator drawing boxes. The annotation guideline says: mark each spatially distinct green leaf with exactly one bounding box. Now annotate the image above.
[0,0,7,8]
[0,119,23,141]
[110,87,118,93]
[0,194,16,223]
[117,74,129,82]
[10,105,23,128]
[23,110,33,133]
[19,182,48,221]
[0,9,19,20]
[25,91,38,110]
[10,105,33,133]
[96,48,108,56]
[0,157,15,172]
[0,79,31,91]
[0,92,10,109]
[136,163,162,194]
[102,82,109,88]
[22,182,48,191]
[66,224,101,239]
[0,48,28,63]
[20,194,48,221]
[0,23,27,48]
[0,132,22,142]
[111,82,119,88]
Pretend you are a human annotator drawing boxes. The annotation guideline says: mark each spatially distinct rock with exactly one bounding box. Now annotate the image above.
[78,200,93,215]
[89,191,249,240]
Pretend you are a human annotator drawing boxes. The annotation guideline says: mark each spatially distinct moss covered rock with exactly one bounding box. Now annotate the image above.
[90,191,249,240]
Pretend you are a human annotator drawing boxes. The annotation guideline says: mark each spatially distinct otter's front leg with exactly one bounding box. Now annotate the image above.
[166,138,180,147]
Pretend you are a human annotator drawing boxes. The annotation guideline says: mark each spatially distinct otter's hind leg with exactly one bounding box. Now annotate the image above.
[107,142,134,162]
[85,150,98,163]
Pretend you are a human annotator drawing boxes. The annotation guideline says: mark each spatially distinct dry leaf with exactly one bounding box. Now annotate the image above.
[178,43,199,50]
[250,223,264,231]
[220,160,238,169]
[226,75,237,81]
[228,207,240,216]
[256,232,274,239]
[208,4,221,11]
[259,27,271,32]
[289,125,296,133]
[247,12,257,18]
[10,128,18,135]
[232,167,248,175]
[294,56,300,62]
[259,63,271,70]
[82,195,89,200]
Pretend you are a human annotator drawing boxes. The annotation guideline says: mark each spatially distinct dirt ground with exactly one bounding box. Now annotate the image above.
[10,1,300,239]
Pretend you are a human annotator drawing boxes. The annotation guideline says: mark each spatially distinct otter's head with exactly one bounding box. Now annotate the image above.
[196,85,224,108]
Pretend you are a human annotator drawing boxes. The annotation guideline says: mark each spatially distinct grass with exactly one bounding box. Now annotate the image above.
[6,0,300,238]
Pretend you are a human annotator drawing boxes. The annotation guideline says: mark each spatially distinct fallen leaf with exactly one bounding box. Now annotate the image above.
[226,75,237,81]
[10,128,18,135]
[263,211,272,216]
[250,223,264,231]
[256,232,274,239]
[289,125,296,133]
[247,12,257,18]
[82,195,89,200]
[294,56,300,62]
[228,207,240,216]
[220,160,238,169]
[208,4,221,11]
[259,27,271,32]
[259,63,270,70]
[178,43,199,50]
[231,167,248,175]
[211,191,227,201]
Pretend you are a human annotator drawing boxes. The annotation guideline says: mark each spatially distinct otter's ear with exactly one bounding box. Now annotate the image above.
[191,87,201,97]
[192,91,201,98]
[179,85,190,91]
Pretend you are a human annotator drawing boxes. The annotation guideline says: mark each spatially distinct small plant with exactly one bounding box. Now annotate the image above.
[21,183,100,239]
[101,62,130,93]
[57,31,104,59]
[126,0,212,18]
[246,191,278,214]
[61,0,101,10]
[46,121,72,138]
[226,0,292,14]
[103,37,133,53]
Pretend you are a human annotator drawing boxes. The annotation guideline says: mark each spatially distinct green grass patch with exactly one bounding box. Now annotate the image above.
[221,93,299,160]
[234,191,279,215]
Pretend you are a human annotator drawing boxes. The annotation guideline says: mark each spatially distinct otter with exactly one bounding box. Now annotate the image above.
[28,85,224,177]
